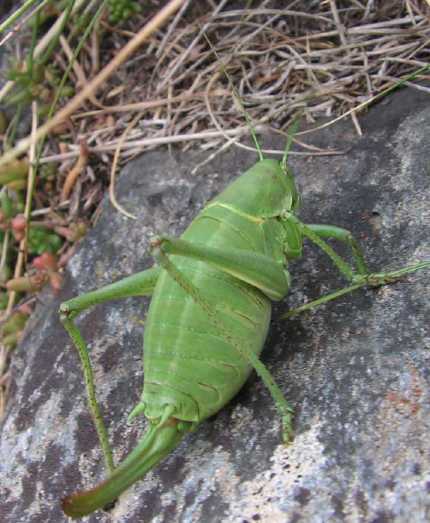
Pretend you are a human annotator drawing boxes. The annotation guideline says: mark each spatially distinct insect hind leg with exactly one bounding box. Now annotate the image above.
[60,266,161,474]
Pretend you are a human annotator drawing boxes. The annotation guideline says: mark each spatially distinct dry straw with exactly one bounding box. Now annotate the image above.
[62,0,428,159]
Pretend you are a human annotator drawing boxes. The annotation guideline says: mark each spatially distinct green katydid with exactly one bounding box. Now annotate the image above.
[59,118,430,517]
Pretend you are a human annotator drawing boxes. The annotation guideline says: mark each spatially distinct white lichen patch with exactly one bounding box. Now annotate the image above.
[343,366,430,523]
[180,447,239,523]
[0,390,68,472]
[111,469,159,522]
[0,389,82,520]
[225,421,326,522]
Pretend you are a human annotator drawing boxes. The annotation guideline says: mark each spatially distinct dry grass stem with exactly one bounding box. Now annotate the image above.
[0,101,37,414]
[0,0,186,168]
[5,102,38,316]
[109,113,142,219]
[17,0,430,176]
[61,141,89,201]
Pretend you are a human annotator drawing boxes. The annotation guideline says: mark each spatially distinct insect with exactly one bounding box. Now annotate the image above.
[59,122,429,517]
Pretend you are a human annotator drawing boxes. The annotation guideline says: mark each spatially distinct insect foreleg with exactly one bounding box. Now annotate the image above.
[306,224,368,275]
[60,266,161,473]
[285,215,357,282]
[151,237,294,443]
[284,261,430,319]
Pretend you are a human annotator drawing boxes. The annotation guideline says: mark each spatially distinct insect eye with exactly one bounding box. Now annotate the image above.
[293,191,301,211]
[281,165,300,211]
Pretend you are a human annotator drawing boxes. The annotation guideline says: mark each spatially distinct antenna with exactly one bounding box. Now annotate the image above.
[282,112,302,170]
[203,32,263,161]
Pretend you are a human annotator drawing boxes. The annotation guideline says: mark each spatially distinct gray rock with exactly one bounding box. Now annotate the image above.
[1,87,429,523]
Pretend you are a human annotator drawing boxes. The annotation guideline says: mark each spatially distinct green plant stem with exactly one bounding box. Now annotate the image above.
[299,63,430,137]
[25,1,107,254]
[5,104,23,147]
[34,0,107,169]
[38,0,77,68]
[26,8,41,81]
[0,228,10,276]
[0,0,46,35]
[0,0,88,104]
[46,0,107,121]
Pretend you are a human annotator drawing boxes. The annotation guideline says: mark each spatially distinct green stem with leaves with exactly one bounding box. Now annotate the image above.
[0,0,48,35]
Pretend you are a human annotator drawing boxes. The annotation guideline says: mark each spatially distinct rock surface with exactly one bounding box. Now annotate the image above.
[1,87,429,523]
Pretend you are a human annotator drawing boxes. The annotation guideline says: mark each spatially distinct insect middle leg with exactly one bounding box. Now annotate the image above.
[60,266,161,472]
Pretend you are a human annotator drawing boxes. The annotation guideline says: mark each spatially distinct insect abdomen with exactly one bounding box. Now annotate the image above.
[143,203,273,422]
